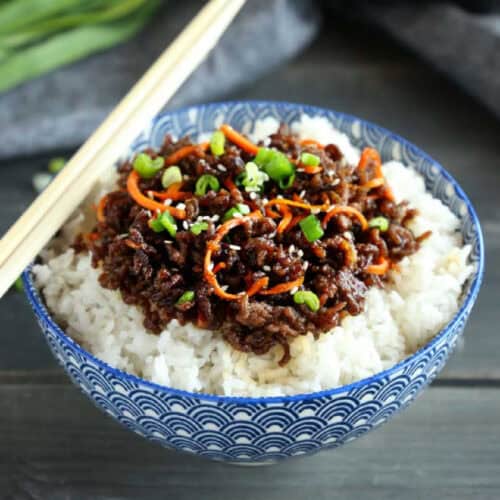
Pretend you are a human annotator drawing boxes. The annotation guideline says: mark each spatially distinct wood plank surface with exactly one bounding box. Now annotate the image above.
[1,384,498,499]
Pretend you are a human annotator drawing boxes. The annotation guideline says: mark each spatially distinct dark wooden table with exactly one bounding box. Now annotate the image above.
[1,18,499,500]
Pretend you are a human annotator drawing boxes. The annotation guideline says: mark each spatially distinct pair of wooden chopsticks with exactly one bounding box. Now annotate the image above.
[0,0,246,299]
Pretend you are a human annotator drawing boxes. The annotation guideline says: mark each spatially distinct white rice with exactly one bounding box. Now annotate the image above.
[33,116,473,397]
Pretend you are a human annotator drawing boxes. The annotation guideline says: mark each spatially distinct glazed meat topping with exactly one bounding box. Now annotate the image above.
[77,124,428,365]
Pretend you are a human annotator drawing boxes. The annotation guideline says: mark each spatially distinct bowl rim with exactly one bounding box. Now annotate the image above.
[23,100,485,404]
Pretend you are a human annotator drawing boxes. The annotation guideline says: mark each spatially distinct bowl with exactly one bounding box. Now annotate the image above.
[23,101,484,465]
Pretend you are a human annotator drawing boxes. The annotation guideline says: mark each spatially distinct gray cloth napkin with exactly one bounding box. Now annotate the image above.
[2,0,319,159]
[353,2,500,119]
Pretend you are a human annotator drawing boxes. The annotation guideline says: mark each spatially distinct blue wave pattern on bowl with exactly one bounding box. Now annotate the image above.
[23,101,484,464]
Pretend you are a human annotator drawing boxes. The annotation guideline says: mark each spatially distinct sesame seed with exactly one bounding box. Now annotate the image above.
[263,198,269,204]
[289,244,296,253]
[299,190,306,198]
[229,244,241,251]
[183,175,190,180]
[176,203,186,210]
[263,137,271,146]
[343,231,352,240]
[327,205,336,212]
[208,262,214,271]
[216,164,227,172]
[221,285,229,291]
[212,215,220,222]
[311,208,320,215]
[303,261,309,270]
[263,265,271,272]
[164,240,173,244]
[277,194,283,199]
[163,199,172,206]
[290,286,299,295]
[249,192,257,200]
[297,249,304,257]
[182,221,189,230]
[147,190,154,199]
[297,168,305,173]
[330,179,340,186]
[233,212,243,219]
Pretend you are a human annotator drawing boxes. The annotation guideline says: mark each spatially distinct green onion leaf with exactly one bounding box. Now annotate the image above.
[190,221,209,235]
[210,130,225,156]
[32,172,52,193]
[48,157,66,173]
[161,166,182,188]
[368,216,389,232]
[133,153,164,179]
[13,276,24,293]
[149,212,177,237]
[254,147,295,187]
[148,217,165,233]
[238,161,269,192]
[278,173,295,190]
[300,152,320,167]
[299,214,324,242]
[223,203,250,221]
[176,291,195,305]
[195,174,220,196]
[293,290,320,312]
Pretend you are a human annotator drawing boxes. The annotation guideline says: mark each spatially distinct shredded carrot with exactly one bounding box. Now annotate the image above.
[96,195,108,223]
[302,164,323,175]
[300,139,324,149]
[265,198,329,213]
[150,182,190,201]
[365,257,389,275]
[259,276,304,295]
[213,262,227,274]
[286,214,305,231]
[277,204,293,234]
[247,276,269,297]
[338,238,357,268]
[220,124,259,155]
[358,147,383,178]
[165,143,208,166]
[204,211,262,300]
[84,231,100,243]
[126,171,186,219]
[322,206,368,230]
[223,177,242,200]
[363,177,385,190]
[383,184,395,202]
[124,239,141,250]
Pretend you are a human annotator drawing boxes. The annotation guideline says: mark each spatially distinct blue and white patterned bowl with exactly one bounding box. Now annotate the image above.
[23,101,484,464]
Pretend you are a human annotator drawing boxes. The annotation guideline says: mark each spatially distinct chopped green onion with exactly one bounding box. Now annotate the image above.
[133,153,164,179]
[195,174,220,196]
[190,221,209,235]
[278,173,295,190]
[149,212,177,237]
[48,157,66,173]
[254,147,295,186]
[148,217,165,233]
[300,152,320,167]
[254,147,273,166]
[13,276,24,293]
[210,130,225,156]
[32,172,52,193]
[299,214,324,243]
[238,161,269,192]
[368,216,389,232]
[293,290,320,312]
[161,166,182,188]
[176,291,195,305]
[223,203,250,221]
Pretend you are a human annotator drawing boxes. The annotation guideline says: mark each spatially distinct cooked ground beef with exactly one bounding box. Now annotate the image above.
[77,125,428,364]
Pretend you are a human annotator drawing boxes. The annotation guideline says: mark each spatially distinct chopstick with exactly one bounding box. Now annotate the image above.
[0,0,246,299]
